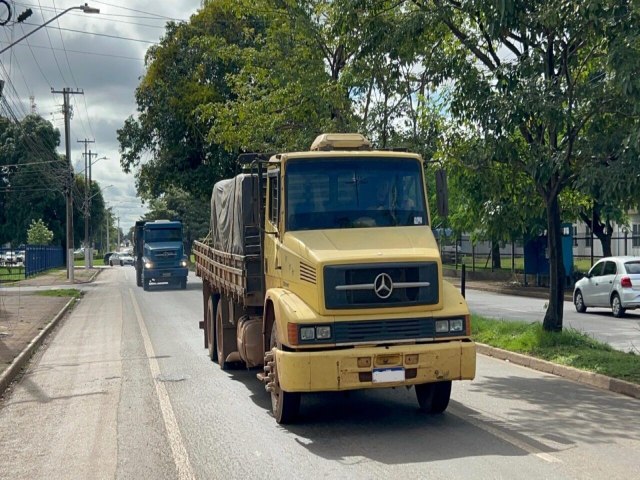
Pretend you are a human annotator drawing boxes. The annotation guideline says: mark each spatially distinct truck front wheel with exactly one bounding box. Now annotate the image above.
[143,278,150,291]
[268,322,300,424]
[415,380,452,414]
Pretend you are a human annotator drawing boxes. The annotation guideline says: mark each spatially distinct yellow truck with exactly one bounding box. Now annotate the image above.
[194,133,475,423]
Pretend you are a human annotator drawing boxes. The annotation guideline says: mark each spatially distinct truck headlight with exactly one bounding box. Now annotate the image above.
[298,325,332,342]
[449,319,464,332]
[316,326,332,340]
[180,260,187,267]
[300,327,315,341]
[435,320,449,333]
[144,262,153,269]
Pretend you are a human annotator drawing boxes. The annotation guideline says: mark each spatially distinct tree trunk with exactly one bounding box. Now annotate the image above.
[491,240,501,270]
[542,193,565,332]
[598,233,612,257]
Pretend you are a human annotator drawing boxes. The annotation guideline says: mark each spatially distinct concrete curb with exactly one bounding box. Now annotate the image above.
[0,297,76,396]
[477,343,640,400]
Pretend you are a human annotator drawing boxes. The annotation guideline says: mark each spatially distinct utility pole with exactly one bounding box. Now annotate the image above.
[78,139,95,269]
[52,87,83,283]
[106,211,110,252]
[117,216,121,250]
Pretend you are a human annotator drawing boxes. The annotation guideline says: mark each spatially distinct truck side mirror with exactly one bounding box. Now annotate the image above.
[435,169,449,218]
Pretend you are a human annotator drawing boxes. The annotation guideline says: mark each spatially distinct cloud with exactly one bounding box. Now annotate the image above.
[1,0,202,233]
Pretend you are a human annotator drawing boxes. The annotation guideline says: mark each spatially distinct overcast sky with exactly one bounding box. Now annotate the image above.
[0,0,203,234]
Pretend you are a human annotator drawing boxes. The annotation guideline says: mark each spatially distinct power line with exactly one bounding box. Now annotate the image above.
[90,0,184,21]
[0,41,144,60]
[34,0,69,86]
[21,21,158,44]
[14,1,186,21]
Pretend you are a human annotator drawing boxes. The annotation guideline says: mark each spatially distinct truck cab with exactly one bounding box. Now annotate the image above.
[134,220,189,291]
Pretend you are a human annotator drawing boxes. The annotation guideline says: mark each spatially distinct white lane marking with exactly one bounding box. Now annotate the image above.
[129,289,196,480]
[449,406,561,464]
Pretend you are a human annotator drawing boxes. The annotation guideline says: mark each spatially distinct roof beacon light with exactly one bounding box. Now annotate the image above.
[310,133,371,151]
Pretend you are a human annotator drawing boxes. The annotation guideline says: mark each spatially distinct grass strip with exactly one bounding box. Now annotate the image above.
[35,289,82,299]
[472,315,640,384]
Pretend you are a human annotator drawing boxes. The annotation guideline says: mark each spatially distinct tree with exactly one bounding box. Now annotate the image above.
[403,0,640,331]
[0,115,66,246]
[27,218,54,245]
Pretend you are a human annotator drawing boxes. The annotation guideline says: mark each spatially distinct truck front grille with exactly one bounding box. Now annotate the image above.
[333,318,436,343]
[324,262,438,310]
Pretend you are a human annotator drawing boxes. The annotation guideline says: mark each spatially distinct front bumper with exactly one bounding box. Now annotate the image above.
[275,340,476,392]
[144,266,188,281]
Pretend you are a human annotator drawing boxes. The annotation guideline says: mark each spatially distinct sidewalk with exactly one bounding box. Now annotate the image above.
[0,268,101,394]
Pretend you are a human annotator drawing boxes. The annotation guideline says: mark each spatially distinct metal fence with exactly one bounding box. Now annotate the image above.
[439,233,640,274]
[0,245,64,283]
[25,245,64,277]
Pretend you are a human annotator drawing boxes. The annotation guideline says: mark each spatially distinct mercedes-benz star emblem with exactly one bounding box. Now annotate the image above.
[374,273,393,299]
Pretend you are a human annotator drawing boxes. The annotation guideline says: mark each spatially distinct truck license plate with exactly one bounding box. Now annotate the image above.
[372,367,405,383]
[162,273,171,277]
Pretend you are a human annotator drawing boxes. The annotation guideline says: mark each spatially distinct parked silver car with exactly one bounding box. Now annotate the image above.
[573,256,640,317]
[108,252,135,266]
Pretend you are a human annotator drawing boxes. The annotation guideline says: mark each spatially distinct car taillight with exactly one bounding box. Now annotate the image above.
[621,276,632,288]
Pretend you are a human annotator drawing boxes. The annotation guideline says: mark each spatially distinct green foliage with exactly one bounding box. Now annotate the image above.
[472,315,639,384]
[35,289,82,299]
[0,115,65,246]
[26,218,54,245]
[72,174,107,249]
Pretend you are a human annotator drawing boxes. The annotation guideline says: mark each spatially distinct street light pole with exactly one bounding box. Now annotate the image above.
[0,4,100,55]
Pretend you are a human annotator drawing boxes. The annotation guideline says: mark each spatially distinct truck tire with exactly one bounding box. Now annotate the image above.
[207,297,218,362]
[216,297,237,370]
[143,278,150,291]
[415,380,452,414]
[180,278,187,290]
[269,322,300,424]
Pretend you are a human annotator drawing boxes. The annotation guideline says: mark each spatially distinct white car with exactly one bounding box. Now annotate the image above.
[573,256,640,317]
[109,252,135,266]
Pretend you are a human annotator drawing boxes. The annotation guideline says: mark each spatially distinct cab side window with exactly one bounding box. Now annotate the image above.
[268,171,280,227]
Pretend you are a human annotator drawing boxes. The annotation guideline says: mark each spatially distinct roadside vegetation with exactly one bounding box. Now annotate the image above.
[34,289,82,299]
[472,315,640,384]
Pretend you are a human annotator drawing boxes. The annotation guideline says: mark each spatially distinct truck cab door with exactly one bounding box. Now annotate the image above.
[264,168,282,290]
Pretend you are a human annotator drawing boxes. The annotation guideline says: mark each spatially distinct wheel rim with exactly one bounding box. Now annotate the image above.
[207,300,214,356]
[613,296,620,315]
[216,306,223,363]
[269,324,281,412]
[576,293,583,310]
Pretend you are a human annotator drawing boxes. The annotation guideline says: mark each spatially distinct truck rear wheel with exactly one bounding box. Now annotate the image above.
[216,296,236,370]
[416,380,452,414]
[268,322,300,424]
[207,297,217,362]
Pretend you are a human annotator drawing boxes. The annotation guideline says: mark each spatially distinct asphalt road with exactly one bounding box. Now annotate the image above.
[466,290,640,352]
[0,268,638,479]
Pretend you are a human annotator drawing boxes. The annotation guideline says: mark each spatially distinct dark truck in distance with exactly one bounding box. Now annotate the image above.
[134,220,189,291]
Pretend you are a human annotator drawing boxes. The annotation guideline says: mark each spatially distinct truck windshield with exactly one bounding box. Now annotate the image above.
[144,228,182,243]
[286,157,428,231]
